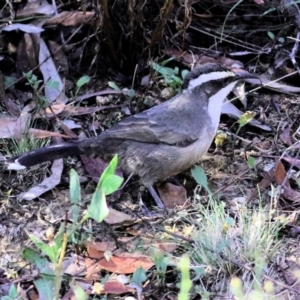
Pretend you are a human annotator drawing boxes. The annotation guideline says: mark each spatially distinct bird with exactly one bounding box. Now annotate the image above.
[6,63,259,208]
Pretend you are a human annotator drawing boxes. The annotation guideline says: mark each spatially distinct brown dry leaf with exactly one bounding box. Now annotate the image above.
[104,208,135,225]
[247,167,275,204]
[39,104,66,118]
[65,255,87,276]
[275,160,289,186]
[16,33,38,74]
[280,126,292,146]
[0,118,17,138]
[86,241,117,253]
[87,242,153,274]
[274,161,300,202]
[13,111,31,141]
[101,279,136,294]
[16,0,55,18]
[45,11,96,27]
[29,128,72,139]
[80,156,106,182]
[92,253,153,274]
[157,182,188,208]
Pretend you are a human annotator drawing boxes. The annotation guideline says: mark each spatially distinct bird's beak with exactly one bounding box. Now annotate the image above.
[232,68,261,81]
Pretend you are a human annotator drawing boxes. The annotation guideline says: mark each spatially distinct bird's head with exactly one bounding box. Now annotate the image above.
[182,63,259,92]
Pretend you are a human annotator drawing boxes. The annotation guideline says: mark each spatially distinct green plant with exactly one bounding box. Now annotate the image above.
[20,155,123,300]
[70,75,91,99]
[108,81,135,101]
[151,250,169,285]
[23,71,59,110]
[7,134,50,157]
[150,58,189,94]
[186,198,284,297]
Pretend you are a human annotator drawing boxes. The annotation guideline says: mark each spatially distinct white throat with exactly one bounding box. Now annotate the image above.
[208,81,238,132]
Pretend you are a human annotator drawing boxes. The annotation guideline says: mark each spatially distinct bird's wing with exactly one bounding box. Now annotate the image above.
[106,92,207,146]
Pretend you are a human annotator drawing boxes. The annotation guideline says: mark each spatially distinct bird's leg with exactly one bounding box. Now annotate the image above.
[118,173,133,190]
[148,186,165,209]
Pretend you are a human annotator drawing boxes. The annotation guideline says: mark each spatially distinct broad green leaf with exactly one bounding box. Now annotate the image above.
[191,165,212,195]
[267,31,275,41]
[34,276,56,300]
[247,156,256,168]
[46,80,60,91]
[76,75,90,89]
[87,188,109,222]
[181,69,189,79]
[132,267,147,286]
[70,169,81,222]
[123,88,135,99]
[4,76,16,88]
[72,282,88,300]
[29,233,63,264]
[98,155,119,188]
[22,248,54,275]
[1,284,19,300]
[102,174,123,195]
[108,81,121,91]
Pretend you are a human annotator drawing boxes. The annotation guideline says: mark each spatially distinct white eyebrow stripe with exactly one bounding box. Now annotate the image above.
[187,71,235,90]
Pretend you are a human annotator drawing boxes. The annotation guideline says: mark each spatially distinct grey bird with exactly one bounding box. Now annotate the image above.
[7,63,259,208]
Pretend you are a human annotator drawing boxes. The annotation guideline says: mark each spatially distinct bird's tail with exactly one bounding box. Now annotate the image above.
[6,143,80,170]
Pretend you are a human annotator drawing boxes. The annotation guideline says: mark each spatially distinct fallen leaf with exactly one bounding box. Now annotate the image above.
[45,11,96,27]
[157,182,188,208]
[17,158,63,201]
[280,126,292,146]
[104,208,134,225]
[87,242,153,274]
[275,160,289,187]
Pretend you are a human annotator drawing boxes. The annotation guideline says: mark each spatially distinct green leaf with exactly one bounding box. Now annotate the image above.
[98,155,119,189]
[46,80,60,91]
[29,233,63,264]
[102,174,123,195]
[4,76,16,88]
[237,111,255,127]
[150,62,175,77]
[267,31,275,41]
[3,284,19,300]
[181,69,189,79]
[34,276,56,300]
[108,81,121,91]
[72,282,88,300]
[123,88,135,99]
[70,169,81,222]
[76,75,90,89]
[132,267,147,286]
[247,156,256,168]
[161,57,175,66]
[22,248,54,275]
[87,187,109,222]
[152,251,168,273]
[191,166,212,195]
